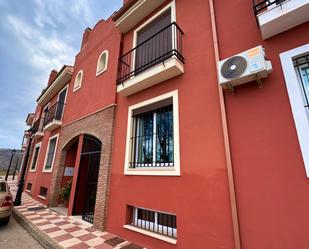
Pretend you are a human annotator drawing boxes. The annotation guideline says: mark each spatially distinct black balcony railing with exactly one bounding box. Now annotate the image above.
[32,119,40,133]
[253,0,287,16]
[43,102,65,127]
[116,22,184,85]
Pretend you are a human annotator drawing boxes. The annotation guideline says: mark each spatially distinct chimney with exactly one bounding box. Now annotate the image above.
[81,27,92,50]
[47,70,58,86]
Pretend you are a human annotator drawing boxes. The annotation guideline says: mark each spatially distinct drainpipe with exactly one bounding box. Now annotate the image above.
[208,1,242,249]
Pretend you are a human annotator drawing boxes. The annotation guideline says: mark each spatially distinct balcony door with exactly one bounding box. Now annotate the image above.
[135,8,172,75]
[55,87,67,121]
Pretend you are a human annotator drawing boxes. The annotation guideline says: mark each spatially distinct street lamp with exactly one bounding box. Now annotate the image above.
[12,157,20,180]
[14,128,34,206]
[5,149,16,181]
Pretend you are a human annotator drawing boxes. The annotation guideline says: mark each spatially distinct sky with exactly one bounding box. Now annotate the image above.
[0,0,123,149]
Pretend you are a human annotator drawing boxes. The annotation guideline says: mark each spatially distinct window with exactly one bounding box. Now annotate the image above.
[26,183,32,192]
[294,54,309,113]
[43,135,58,172]
[280,44,309,177]
[73,70,83,91]
[96,50,108,75]
[39,186,47,198]
[0,182,6,192]
[128,206,177,239]
[124,90,180,175]
[30,143,41,172]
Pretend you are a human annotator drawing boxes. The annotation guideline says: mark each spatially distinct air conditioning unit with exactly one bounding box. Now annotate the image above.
[218,45,272,90]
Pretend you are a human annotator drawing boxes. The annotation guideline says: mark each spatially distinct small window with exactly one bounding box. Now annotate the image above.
[0,182,6,192]
[39,186,48,198]
[73,70,83,91]
[43,135,58,172]
[96,50,108,75]
[129,206,177,238]
[30,143,41,171]
[26,183,32,192]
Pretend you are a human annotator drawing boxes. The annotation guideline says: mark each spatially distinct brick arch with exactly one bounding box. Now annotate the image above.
[48,106,116,230]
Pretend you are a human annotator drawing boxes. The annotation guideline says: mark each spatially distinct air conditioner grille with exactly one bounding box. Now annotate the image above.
[221,56,247,79]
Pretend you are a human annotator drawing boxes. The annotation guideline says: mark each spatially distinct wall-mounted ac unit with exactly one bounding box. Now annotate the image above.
[218,45,272,90]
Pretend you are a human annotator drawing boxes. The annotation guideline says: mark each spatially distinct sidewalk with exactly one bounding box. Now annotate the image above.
[8,178,144,249]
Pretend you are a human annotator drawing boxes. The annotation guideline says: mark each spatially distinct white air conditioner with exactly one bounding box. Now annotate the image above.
[217,45,272,90]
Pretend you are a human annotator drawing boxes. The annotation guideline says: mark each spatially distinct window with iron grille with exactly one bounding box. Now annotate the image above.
[30,144,40,171]
[39,186,47,198]
[130,206,177,238]
[44,136,58,171]
[26,183,32,192]
[129,99,174,168]
[294,54,309,113]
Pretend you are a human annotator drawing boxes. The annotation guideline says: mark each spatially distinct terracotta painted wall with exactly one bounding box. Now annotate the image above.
[25,83,67,205]
[106,1,235,248]
[214,1,309,249]
[62,18,121,125]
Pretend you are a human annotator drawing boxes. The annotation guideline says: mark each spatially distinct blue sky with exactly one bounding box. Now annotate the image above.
[0,0,122,149]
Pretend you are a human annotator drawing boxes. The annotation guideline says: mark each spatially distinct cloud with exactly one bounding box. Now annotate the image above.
[0,0,122,148]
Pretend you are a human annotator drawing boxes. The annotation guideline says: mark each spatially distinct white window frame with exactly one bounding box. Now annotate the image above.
[73,70,83,92]
[29,142,41,172]
[96,50,109,76]
[43,133,59,173]
[124,90,180,176]
[131,1,176,74]
[280,44,309,177]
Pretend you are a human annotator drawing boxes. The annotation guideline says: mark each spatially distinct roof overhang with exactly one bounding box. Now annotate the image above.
[26,113,35,126]
[112,0,168,33]
[37,66,73,106]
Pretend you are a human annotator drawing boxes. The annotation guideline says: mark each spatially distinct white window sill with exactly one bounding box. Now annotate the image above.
[42,169,52,173]
[73,86,81,92]
[25,189,31,193]
[124,166,180,176]
[38,195,47,200]
[123,225,177,244]
[29,169,36,172]
[96,68,107,77]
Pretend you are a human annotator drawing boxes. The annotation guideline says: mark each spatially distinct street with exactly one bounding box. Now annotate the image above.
[0,216,44,249]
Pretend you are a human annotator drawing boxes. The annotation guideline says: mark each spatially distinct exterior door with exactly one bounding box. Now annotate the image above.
[135,8,172,75]
[55,87,67,121]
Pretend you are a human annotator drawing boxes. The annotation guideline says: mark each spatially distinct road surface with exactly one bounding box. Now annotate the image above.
[0,216,44,249]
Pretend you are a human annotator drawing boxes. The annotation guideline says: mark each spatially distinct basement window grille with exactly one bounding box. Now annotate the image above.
[26,183,32,192]
[130,206,177,238]
[39,186,48,198]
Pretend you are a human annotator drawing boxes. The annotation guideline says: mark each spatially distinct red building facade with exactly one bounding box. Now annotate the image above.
[21,0,309,248]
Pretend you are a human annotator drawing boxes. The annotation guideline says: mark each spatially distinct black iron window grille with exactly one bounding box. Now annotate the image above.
[43,101,65,127]
[39,186,48,198]
[253,0,287,16]
[294,54,309,110]
[44,137,57,170]
[30,145,40,170]
[26,183,32,192]
[130,207,177,238]
[129,103,174,168]
[116,22,184,85]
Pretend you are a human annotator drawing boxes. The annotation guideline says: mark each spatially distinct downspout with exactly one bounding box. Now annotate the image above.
[208,1,242,249]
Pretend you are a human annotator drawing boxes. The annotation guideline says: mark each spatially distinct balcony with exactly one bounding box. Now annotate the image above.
[32,119,44,138]
[116,22,184,96]
[43,102,65,131]
[253,0,309,39]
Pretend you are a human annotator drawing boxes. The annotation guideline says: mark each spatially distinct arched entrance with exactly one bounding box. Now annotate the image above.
[72,135,101,223]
